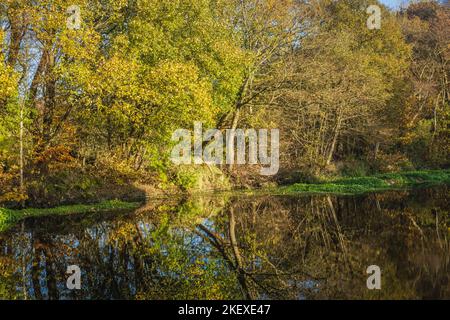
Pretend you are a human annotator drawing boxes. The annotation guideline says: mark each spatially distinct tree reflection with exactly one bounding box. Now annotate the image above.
[0,187,448,300]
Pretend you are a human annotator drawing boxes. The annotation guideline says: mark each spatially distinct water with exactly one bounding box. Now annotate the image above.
[0,186,449,300]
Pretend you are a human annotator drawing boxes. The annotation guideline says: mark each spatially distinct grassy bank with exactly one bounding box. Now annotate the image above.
[273,169,450,196]
[0,200,141,233]
[1,169,449,232]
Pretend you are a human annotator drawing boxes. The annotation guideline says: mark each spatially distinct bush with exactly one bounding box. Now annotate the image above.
[374,152,415,173]
[170,165,231,193]
[339,159,371,177]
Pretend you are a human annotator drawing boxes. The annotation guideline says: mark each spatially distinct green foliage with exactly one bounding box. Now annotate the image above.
[170,165,231,192]
[0,0,448,207]
[339,159,371,177]
[278,169,450,195]
[0,200,141,233]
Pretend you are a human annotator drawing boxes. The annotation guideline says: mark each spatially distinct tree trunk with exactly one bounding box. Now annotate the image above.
[326,118,341,166]
[6,11,26,68]
[19,100,24,193]
[229,209,255,300]
[228,109,241,171]
[374,142,380,161]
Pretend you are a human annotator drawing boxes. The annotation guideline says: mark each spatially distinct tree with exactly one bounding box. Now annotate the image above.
[399,1,449,166]
[74,0,248,171]
[215,0,309,130]
[271,0,411,172]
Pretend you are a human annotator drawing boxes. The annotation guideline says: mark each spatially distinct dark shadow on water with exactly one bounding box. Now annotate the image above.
[0,186,449,300]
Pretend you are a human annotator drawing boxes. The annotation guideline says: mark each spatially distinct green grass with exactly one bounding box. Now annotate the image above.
[274,169,450,196]
[1,169,448,232]
[0,200,141,233]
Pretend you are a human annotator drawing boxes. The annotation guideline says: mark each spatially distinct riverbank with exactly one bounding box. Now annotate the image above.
[1,169,449,233]
[271,169,450,196]
[0,200,141,233]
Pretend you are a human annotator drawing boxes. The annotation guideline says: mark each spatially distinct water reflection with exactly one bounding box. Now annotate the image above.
[0,187,449,300]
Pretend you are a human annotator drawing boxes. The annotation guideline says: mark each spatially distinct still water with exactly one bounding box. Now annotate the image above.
[0,187,449,300]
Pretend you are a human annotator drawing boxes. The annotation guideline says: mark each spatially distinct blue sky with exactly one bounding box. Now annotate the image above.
[379,0,447,10]
[379,0,409,9]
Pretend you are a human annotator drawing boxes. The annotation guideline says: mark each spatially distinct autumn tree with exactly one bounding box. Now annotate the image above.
[272,0,411,172]
[399,1,449,166]
[72,0,248,173]
[215,0,309,130]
